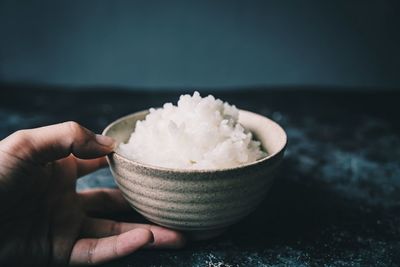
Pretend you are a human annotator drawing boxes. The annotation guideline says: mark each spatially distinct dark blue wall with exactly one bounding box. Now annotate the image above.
[0,0,399,89]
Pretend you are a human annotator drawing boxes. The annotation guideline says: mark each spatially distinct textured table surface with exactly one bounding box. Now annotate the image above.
[1,85,399,266]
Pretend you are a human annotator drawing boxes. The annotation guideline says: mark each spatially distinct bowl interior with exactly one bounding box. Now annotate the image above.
[103,109,287,162]
[103,110,148,145]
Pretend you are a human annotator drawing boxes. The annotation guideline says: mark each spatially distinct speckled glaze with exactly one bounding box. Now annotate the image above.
[103,109,287,240]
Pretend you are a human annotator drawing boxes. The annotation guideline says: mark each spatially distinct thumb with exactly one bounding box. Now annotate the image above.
[1,121,116,163]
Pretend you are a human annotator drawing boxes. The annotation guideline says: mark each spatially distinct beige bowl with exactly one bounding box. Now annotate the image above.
[103,109,287,240]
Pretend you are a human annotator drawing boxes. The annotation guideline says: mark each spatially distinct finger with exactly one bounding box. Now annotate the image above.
[75,156,108,177]
[82,217,186,249]
[2,121,116,164]
[69,228,153,265]
[79,188,131,216]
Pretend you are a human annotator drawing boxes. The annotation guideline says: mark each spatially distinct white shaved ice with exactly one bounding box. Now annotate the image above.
[118,92,267,169]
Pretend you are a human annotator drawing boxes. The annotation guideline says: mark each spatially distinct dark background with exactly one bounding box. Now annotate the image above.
[1,1,400,266]
[1,0,399,90]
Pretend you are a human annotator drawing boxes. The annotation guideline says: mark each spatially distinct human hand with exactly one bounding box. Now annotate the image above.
[0,122,185,266]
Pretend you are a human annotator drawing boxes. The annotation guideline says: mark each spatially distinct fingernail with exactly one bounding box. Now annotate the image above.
[95,134,116,148]
[145,232,155,248]
[149,234,155,245]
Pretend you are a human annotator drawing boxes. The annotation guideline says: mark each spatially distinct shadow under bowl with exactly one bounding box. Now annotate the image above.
[102,109,287,240]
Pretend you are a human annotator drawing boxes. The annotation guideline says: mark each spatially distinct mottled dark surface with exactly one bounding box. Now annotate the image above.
[1,85,399,266]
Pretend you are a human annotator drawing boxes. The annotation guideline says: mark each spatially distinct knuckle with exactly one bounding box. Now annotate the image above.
[64,121,90,145]
[1,129,37,160]
[65,121,83,135]
[87,239,99,264]
[11,129,28,139]
[8,130,31,147]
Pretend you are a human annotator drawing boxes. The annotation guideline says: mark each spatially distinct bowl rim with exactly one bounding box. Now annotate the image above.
[102,109,287,173]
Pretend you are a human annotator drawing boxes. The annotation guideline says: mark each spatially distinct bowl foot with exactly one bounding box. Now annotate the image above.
[185,228,227,241]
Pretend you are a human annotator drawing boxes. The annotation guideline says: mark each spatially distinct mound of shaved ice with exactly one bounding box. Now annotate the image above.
[118,92,266,169]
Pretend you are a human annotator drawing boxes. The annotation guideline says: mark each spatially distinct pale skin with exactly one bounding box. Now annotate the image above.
[0,122,185,266]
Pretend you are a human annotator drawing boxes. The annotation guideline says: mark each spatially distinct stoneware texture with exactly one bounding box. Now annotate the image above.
[103,109,287,240]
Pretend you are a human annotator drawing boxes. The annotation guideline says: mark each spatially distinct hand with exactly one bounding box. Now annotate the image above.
[0,122,185,266]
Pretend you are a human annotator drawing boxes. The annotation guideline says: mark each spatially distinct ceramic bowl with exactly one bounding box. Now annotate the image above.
[103,109,287,240]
